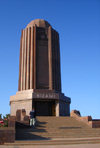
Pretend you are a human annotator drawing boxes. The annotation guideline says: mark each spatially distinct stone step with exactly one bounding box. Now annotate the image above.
[5,137,100,146]
[16,117,100,140]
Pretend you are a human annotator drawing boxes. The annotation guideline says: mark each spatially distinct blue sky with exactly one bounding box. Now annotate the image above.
[0,0,100,118]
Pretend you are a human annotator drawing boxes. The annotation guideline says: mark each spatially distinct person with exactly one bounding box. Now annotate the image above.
[29,108,36,127]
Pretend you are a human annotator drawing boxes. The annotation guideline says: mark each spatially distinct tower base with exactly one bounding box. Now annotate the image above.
[10,89,71,117]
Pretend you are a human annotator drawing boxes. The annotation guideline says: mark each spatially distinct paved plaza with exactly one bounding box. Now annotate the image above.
[0,143,100,148]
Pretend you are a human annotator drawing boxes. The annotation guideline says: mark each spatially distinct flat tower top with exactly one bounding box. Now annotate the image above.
[26,19,51,28]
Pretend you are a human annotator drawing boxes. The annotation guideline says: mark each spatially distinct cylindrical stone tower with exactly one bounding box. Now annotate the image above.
[10,19,71,117]
[18,19,61,92]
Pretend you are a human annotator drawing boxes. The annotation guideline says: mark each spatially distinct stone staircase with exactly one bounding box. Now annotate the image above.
[15,117,100,140]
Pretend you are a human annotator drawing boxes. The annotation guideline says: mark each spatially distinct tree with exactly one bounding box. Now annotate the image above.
[0,114,2,120]
[3,114,10,120]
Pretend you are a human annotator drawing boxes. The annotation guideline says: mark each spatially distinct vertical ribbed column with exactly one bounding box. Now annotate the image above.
[30,27,34,89]
[52,30,54,90]
[52,30,56,90]
[33,25,36,89]
[57,33,61,91]
[23,29,27,90]
[48,26,52,90]
[56,32,59,91]
[18,30,23,91]
[55,31,57,90]
[26,28,30,89]
[22,30,25,90]
[25,29,28,90]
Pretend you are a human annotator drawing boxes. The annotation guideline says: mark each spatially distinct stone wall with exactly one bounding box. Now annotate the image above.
[0,127,15,144]
[10,99,32,116]
[91,120,100,128]
[71,110,100,128]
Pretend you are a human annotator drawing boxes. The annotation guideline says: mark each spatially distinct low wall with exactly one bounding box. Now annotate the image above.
[0,127,15,144]
[71,110,100,128]
[91,120,100,128]
[8,116,16,127]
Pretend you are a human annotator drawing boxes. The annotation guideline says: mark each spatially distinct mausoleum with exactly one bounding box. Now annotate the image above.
[10,19,71,116]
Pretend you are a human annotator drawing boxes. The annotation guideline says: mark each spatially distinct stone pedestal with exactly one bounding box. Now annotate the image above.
[10,89,71,117]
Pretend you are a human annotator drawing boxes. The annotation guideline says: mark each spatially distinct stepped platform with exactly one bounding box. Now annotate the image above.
[4,117,100,146]
[16,117,100,139]
[4,137,100,146]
